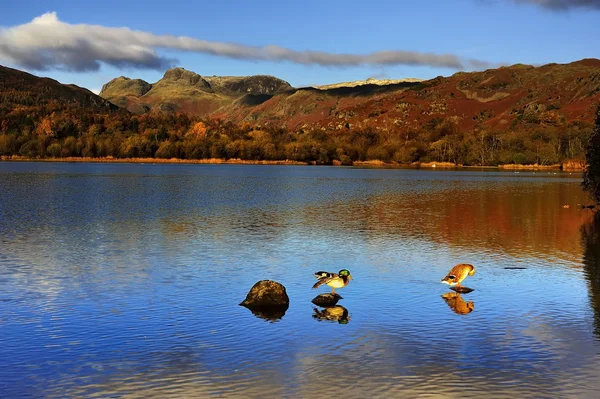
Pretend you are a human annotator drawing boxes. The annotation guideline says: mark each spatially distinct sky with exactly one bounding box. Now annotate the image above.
[1,0,599,93]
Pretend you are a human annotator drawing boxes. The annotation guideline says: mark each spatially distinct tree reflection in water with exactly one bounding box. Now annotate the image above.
[581,212,600,339]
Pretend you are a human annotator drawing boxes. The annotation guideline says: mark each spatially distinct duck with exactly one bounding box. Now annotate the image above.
[313,269,352,294]
[441,263,475,288]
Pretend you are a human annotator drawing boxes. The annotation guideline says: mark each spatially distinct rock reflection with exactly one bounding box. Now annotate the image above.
[581,212,600,338]
[441,292,475,315]
[243,305,289,322]
[312,305,350,324]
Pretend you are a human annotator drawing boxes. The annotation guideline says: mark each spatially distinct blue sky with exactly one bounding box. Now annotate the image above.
[2,0,599,92]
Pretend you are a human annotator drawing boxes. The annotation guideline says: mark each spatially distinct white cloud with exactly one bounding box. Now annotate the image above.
[0,12,493,72]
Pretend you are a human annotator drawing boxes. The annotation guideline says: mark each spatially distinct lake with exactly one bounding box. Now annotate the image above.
[1,162,599,398]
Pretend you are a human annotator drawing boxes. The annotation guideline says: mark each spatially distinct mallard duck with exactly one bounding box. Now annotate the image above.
[441,264,475,287]
[441,292,474,315]
[313,269,352,294]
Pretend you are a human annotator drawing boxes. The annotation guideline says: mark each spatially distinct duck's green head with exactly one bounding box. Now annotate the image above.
[338,269,352,279]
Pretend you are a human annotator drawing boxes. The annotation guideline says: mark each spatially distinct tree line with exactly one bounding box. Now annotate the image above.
[0,103,593,166]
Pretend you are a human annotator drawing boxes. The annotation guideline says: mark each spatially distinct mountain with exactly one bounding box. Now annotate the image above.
[100,67,293,115]
[0,64,127,142]
[220,59,600,132]
[314,77,422,90]
[0,64,118,111]
[2,60,599,165]
[100,60,600,135]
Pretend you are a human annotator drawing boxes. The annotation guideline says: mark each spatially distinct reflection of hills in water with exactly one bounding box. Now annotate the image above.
[581,213,600,338]
[313,305,350,324]
[441,292,474,315]
[160,174,589,263]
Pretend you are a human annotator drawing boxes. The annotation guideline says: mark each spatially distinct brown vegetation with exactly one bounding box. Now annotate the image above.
[2,61,600,167]
[0,155,305,165]
[498,163,562,170]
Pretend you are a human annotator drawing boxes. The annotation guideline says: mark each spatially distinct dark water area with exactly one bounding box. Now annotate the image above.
[1,162,599,398]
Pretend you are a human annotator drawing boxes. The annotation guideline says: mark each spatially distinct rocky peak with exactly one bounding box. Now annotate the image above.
[160,67,213,91]
[100,76,151,98]
[204,75,292,96]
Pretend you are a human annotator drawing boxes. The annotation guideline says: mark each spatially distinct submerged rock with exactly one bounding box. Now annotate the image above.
[450,286,474,294]
[311,293,343,307]
[239,280,290,309]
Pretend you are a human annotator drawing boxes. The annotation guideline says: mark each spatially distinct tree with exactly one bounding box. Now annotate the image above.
[583,107,600,204]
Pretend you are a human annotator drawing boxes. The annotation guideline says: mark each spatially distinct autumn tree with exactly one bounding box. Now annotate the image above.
[583,107,600,204]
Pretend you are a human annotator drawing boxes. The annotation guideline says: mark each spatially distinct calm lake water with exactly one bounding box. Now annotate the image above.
[1,162,600,398]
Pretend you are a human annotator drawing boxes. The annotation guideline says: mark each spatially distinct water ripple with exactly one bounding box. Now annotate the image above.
[0,163,598,398]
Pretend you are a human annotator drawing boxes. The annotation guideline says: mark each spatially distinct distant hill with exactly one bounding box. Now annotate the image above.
[100,60,600,135]
[217,59,600,133]
[100,67,293,115]
[0,64,128,143]
[0,65,118,111]
[2,60,599,166]
[314,77,422,90]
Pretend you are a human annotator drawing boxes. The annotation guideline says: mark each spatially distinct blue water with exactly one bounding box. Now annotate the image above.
[1,162,599,398]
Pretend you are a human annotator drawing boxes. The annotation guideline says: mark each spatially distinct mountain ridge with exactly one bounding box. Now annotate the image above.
[98,60,600,135]
[1,60,599,166]
[99,67,293,115]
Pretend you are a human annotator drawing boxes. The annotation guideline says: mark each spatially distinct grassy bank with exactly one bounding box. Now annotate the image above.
[0,155,586,171]
[498,163,562,170]
[0,156,307,165]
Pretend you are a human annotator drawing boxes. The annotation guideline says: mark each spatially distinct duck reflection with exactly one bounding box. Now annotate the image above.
[312,305,350,324]
[441,292,475,315]
[581,212,600,338]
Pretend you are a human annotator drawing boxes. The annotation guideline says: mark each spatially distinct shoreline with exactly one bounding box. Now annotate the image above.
[0,156,307,165]
[0,156,585,171]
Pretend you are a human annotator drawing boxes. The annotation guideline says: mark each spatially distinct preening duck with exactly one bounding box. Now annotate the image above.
[441,264,475,288]
[313,269,352,294]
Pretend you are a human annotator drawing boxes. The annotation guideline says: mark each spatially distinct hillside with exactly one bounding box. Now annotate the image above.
[100,60,600,136]
[0,64,129,143]
[219,59,600,133]
[100,67,293,116]
[2,60,599,166]
[0,65,118,111]
[315,77,423,90]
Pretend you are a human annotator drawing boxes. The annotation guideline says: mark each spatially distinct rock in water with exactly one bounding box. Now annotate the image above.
[311,293,343,307]
[239,280,290,309]
[450,286,474,294]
